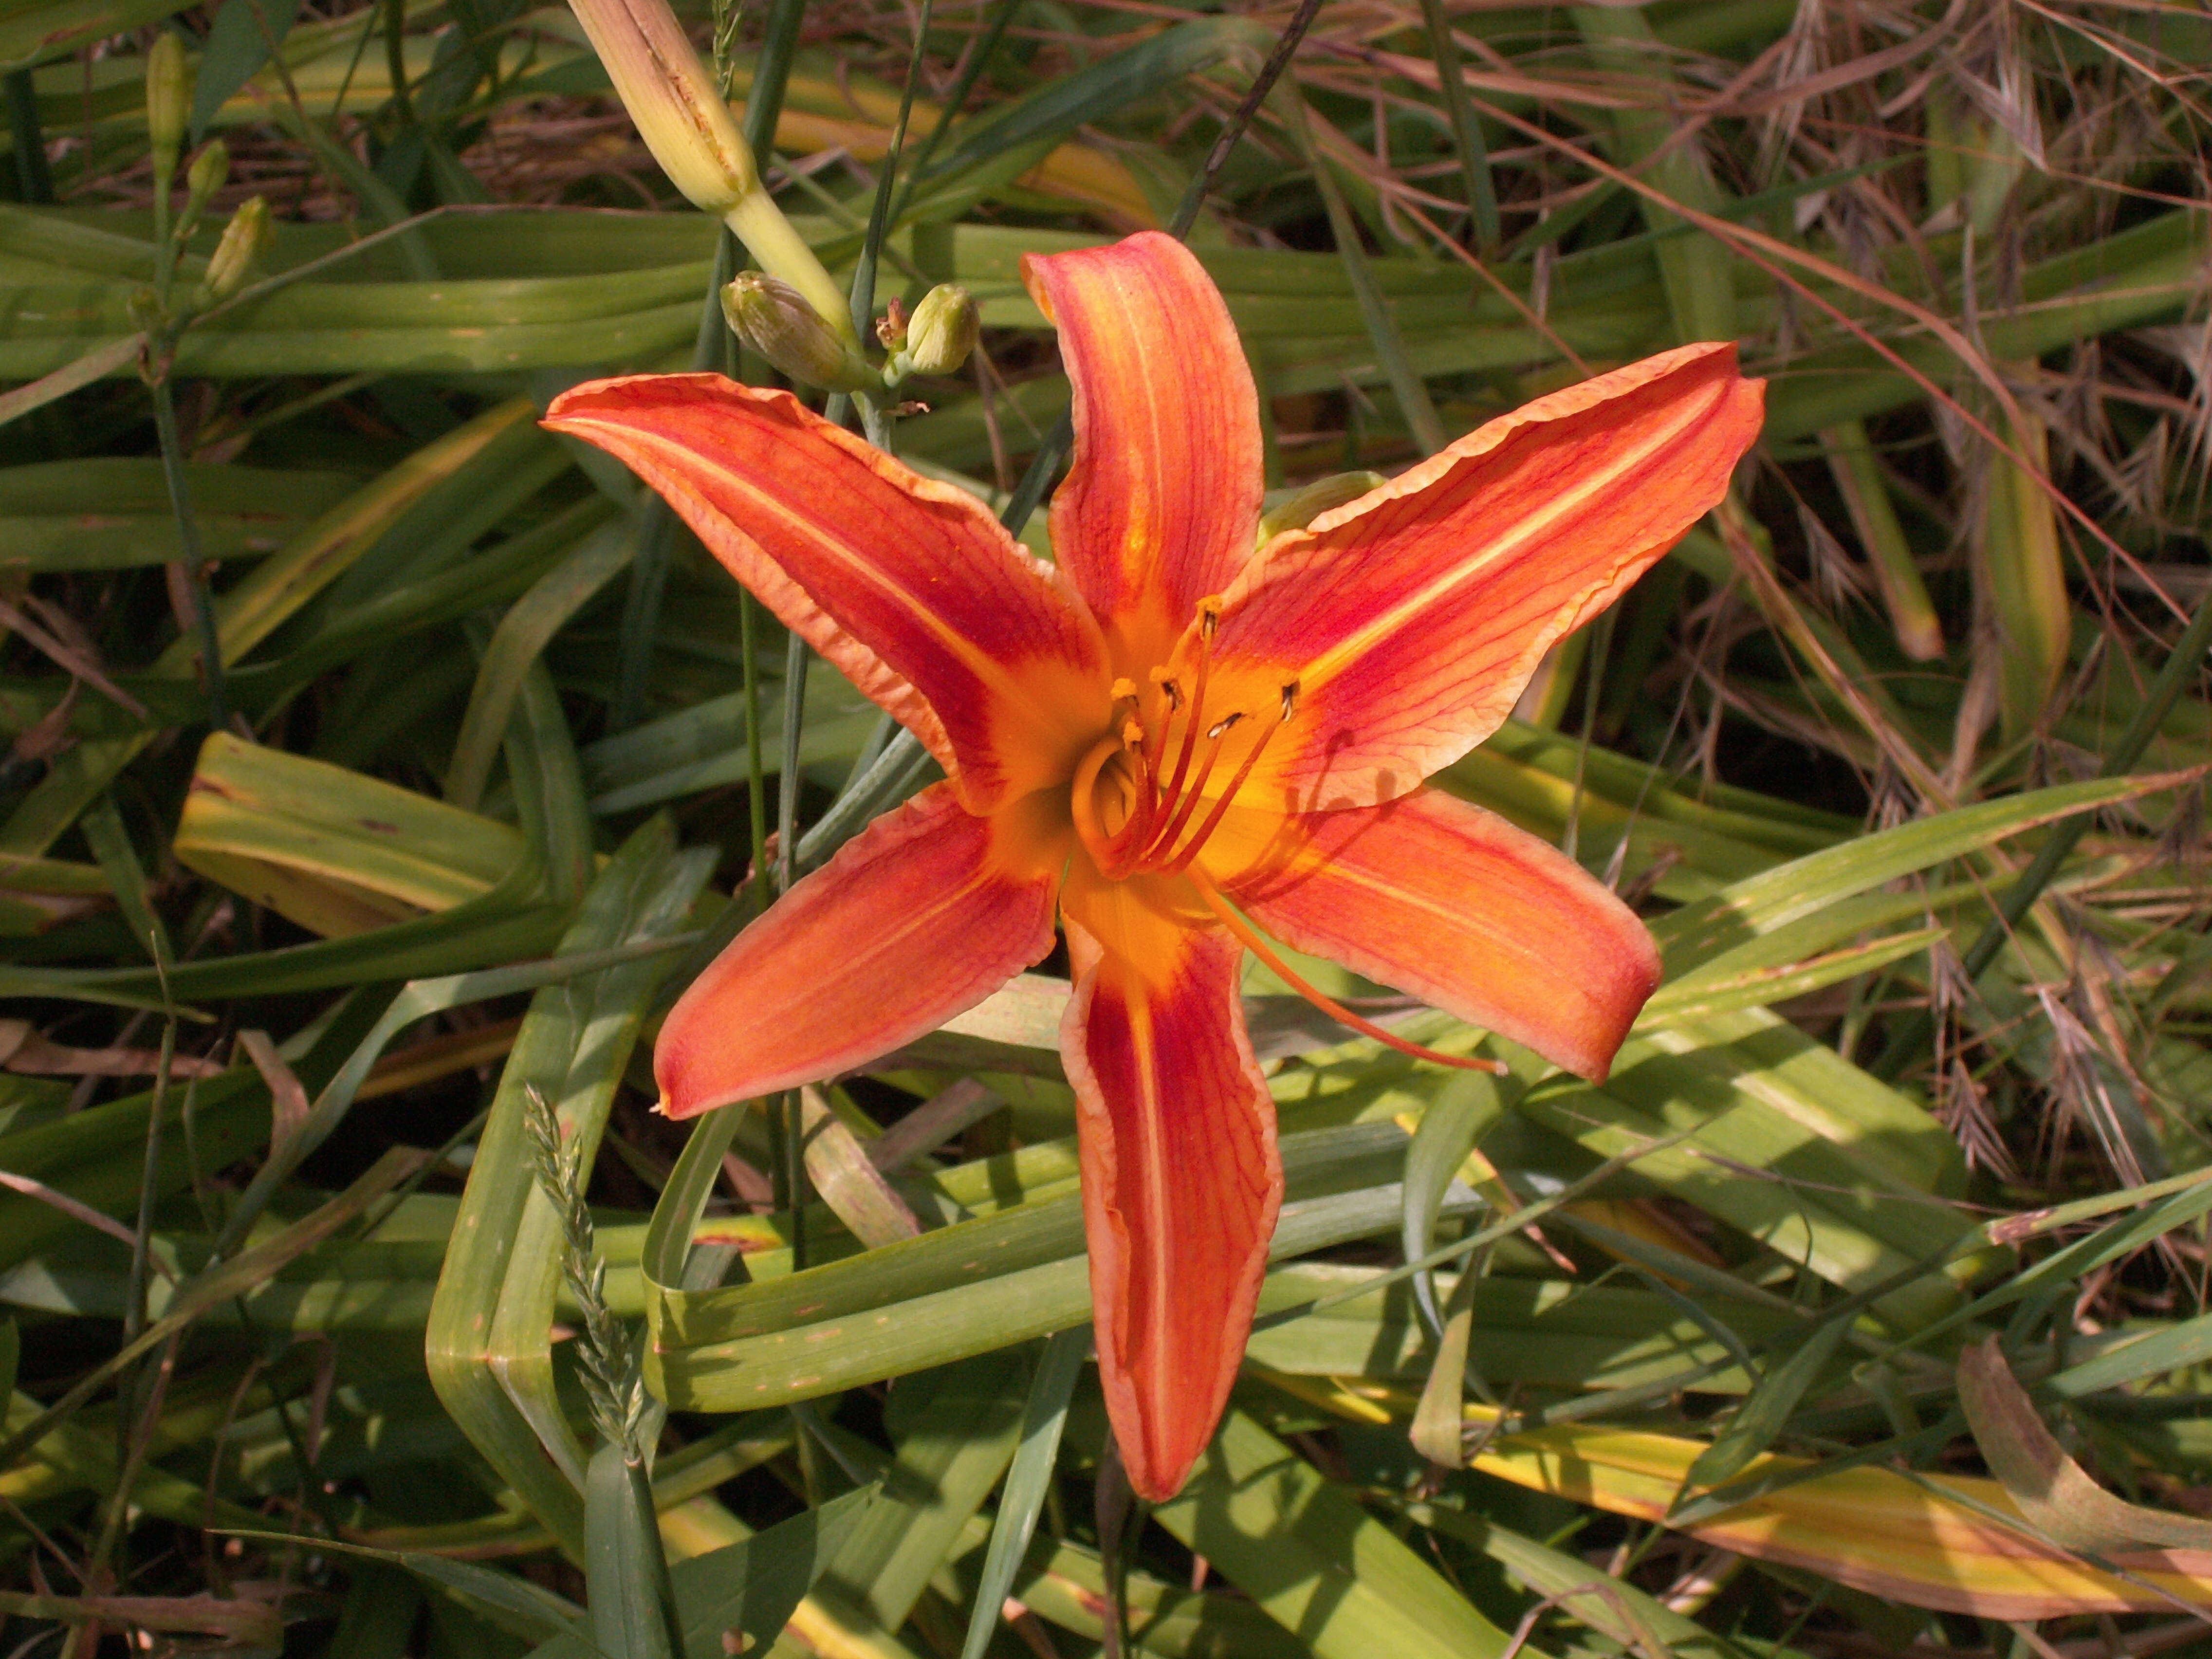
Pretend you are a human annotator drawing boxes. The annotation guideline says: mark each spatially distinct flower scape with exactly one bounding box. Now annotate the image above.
[546,230,1765,1500]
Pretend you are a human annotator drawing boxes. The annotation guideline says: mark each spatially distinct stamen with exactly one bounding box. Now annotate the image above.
[1152,634,1213,823]
[1159,684,1302,875]
[1187,871,1508,1075]
[1143,718,1232,862]
[1160,719,1279,874]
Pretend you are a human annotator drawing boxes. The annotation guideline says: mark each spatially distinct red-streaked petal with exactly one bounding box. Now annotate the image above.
[1023,233,1263,669]
[655,782,1067,1114]
[1210,787,1659,1081]
[1203,344,1765,810]
[1060,862,1279,1502]
[546,375,1106,812]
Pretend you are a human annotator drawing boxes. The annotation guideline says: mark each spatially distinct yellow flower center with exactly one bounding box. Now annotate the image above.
[1067,596,1297,883]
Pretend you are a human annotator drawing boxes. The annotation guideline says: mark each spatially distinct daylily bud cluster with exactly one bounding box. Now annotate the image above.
[134,30,274,368]
[722,275,981,399]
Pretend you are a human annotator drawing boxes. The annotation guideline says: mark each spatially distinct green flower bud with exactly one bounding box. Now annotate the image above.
[1255,470,1384,548]
[186,139,229,207]
[899,284,978,378]
[147,32,190,186]
[721,271,876,393]
[198,195,269,304]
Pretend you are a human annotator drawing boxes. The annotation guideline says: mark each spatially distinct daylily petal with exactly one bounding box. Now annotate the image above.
[655,782,1066,1115]
[546,375,1106,812]
[1060,863,1280,1501]
[1210,787,1659,1081]
[1023,233,1264,668]
[1202,343,1765,810]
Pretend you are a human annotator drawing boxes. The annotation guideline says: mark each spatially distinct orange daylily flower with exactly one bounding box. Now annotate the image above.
[544,232,1765,1500]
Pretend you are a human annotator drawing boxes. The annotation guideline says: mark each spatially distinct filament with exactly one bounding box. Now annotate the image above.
[1187,870,1507,1075]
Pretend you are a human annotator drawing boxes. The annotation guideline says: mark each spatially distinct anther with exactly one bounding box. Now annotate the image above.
[1120,719,1144,747]
[1159,678,1182,710]
[1197,595,1224,641]
[1206,713,1244,741]
[1279,681,1300,722]
[1110,677,1138,702]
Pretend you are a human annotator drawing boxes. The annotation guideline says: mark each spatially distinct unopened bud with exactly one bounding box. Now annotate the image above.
[199,195,268,303]
[180,140,228,241]
[186,139,229,206]
[722,271,875,392]
[897,284,978,377]
[1255,470,1384,547]
[566,0,757,215]
[147,33,190,185]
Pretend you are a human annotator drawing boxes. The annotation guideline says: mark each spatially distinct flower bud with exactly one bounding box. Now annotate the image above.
[721,271,876,392]
[198,195,268,304]
[147,32,190,185]
[898,284,978,377]
[1256,470,1384,548]
[186,139,229,206]
[566,0,757,215]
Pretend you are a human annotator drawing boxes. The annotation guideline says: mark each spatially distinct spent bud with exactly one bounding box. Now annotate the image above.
[875,295,909,350]
[722,271,876,392]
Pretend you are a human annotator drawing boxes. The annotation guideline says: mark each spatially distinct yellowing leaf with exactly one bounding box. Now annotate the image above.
[1957,1335,2212,1554]
[175,732,528,938]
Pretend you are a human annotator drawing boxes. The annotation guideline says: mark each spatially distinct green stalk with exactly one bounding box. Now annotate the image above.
[149,376,228,729]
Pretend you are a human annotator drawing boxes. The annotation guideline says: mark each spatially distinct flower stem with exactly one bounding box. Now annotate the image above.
[148,374,227,729]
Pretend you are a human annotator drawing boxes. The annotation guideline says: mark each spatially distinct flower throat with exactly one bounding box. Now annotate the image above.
[1069,597,1505,1077]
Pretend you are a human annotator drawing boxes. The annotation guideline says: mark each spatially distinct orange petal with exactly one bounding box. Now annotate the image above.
[1205,344,1765,810]
[1211,788,1659,1081]
[655,782,1066,1115]
[546,376,1106,812]
[1060,862,1280,1501]
[1023,233,1263,669]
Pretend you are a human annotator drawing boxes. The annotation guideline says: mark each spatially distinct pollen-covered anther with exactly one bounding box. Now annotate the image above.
[1110,677,1138,702]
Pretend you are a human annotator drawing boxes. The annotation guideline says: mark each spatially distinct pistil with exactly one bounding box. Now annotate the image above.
[1187,871,1509,1075]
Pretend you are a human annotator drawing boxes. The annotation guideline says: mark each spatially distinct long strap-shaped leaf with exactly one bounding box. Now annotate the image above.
[426,818,714,1553]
